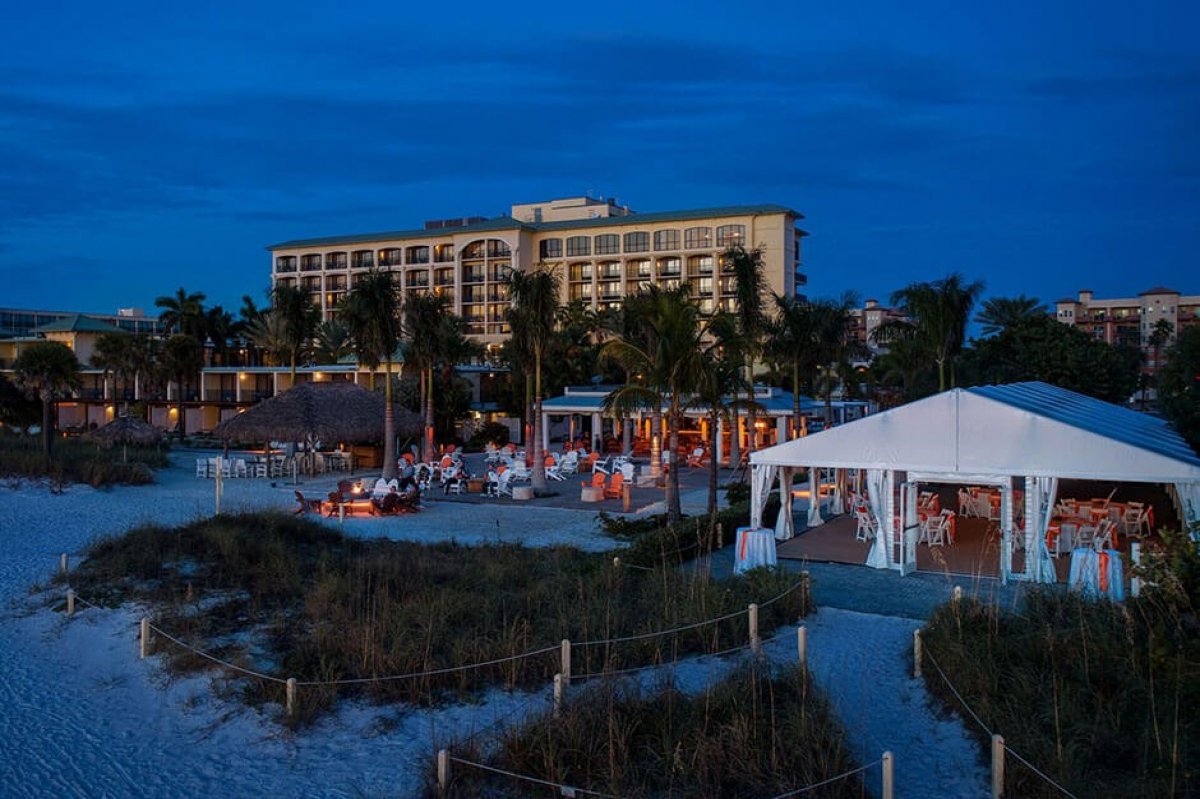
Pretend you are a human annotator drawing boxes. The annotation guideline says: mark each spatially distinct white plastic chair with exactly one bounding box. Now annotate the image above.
[926,510,954,547]
[196,458,208,478]
[957,489,973,517]
[233,459,248,478]
[1120,503,1146,538]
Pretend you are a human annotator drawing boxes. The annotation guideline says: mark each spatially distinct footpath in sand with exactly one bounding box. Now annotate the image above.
[1,452,989,797]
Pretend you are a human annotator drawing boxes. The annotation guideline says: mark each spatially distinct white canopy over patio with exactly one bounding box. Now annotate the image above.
[750,382,1200,583]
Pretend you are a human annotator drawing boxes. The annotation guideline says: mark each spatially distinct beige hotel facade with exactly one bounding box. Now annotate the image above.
[268,196,807,347]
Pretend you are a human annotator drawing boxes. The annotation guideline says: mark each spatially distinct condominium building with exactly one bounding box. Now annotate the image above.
[267,196,807,347]
[848,298,908,356]
[1053,287,1199,371]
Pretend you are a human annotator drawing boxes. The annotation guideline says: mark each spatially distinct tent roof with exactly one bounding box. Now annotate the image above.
[750,381,1200,484]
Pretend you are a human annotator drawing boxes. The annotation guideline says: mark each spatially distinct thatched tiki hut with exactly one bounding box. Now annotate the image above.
[213,382,422,472]
[87,415,163,463]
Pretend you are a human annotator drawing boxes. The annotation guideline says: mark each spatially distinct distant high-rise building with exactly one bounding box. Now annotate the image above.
[1054,287,1198,373]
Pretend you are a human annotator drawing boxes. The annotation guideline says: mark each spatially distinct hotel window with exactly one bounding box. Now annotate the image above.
[716,224,745,247]
[405,269,429,288]
[654,229,680,251]
[594,234,620,255]
[684,227,712,249]
[687,255,714,276]
[657,257,681,277]
[568,262,593,282]
[566,236,590,256]
[623,231,649,253]
[379,248,402,267]
[300,254,322,271]
[326,251,348,269]
[539,238,563,259]
[487,240,511,257]
[406,245,430,264]
[351,250,373,268]
[433,244,455,263]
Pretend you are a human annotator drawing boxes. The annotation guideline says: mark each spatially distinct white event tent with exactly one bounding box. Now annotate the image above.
[749,382,1200,583]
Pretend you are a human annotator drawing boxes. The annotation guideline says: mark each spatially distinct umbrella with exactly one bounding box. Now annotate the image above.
[213,382,423,465]
[88,415,163,462]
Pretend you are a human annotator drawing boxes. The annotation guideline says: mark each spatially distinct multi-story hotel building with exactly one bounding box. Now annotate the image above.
[1054,287,1199,372]
[848,298,909,357]
[267,196,807,347]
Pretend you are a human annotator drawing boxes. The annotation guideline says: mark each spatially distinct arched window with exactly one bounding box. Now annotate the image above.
[716,224,745,247]
[566,236,590,257]
[653,230,679,251]
[539,238,563,259]
[405,245,430,264]
[594,234,619,255]
[623,231,649,253]
[379,248,402,267]
[684,227,712,249]
[326,251,348,269]
[351,249,373,268]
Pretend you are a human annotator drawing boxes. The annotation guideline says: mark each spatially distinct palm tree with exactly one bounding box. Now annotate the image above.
[403,292,451,463]
[975,295,1047,337]
[160,334,203,440]
[154,287,207,337]
[340,270,403,480]
[246,309,290,367]
[203,305,235,365]
[691,318,748,518]
[1148,318,1175,373]
[270,284,321,383]
[601,285,704,523]
[506,264,562,493]
[724,245,768,457]
[314,318,354,364]
[810,294,866,426]
[764,294,819,436]
[888,274,985,391]
[13,341,81,461]
[91,332,139,414]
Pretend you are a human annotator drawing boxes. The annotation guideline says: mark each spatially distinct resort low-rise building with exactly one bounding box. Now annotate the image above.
[267,195,808,350]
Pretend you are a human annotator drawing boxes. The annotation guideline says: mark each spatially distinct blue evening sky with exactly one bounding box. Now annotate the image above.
[1,0,1196,316]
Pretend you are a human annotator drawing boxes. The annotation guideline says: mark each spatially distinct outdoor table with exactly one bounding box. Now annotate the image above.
[1068,548,1124,600]
[734,527,777,574]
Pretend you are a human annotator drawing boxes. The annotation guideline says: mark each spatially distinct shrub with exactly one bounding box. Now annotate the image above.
[465,421,511,451]
[437,663,862,798]
[0,434,166,485]
[65,512,811,724]
[921,566,1200,797]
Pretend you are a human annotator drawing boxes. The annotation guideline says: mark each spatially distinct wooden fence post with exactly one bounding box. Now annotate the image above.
[437,748,451,797]
[912,629,922,679]
[748,603,760,655]
[66,589,75,616]
[881,751,894,799]
[801,570,811,611]
[60,553,69,576]
[140,617,150,658]
[561,639,572,686]
[286,677,297,716]
[797,625,807,672]
[553,673,564,718]
[991,734,1005,798]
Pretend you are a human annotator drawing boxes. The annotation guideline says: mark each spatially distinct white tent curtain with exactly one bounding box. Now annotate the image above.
[1034,476,1058,583]
[750,464,778,529]
[865,468,891,569]
[1175,482,1200,533]
[902,481,918,569]
[1023,477,1039,581]
[775,467,795,540]
[806,466,823,527]
[832,468,848,515]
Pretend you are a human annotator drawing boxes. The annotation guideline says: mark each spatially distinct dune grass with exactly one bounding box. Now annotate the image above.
[435,662,864,798]
[63,512,809,724]
[0,434,166,486]
[920,531,1199,797]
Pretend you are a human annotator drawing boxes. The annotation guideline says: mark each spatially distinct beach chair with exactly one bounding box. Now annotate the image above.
[559,451,579,475]
[686,447,708,468]
[604,471,625,499]
[582,472,605,491]
[497,469,514,497]
[233,459,248,479]
[196,458,209,478]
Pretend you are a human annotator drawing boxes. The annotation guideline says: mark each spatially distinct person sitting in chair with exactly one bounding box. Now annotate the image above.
[484,467,499,497]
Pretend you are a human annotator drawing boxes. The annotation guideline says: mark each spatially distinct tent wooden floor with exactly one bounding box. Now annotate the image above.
[776,513,1076,581]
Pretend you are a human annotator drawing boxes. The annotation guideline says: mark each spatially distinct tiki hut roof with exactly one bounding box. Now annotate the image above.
[87,415,164,448]
[213,381,422,444]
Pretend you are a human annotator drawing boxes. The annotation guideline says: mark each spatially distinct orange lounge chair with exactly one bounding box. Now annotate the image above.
[604,471,625,499]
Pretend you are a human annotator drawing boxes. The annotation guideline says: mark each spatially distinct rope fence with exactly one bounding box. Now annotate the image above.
[57,556,810,715]
[918,628,1080,799]
[439,750,893,799]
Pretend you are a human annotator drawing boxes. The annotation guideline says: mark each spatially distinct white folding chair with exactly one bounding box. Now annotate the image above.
[196,458,208,478]
[233,459,248,478]
[854,511,877,542]
[957,489,973,517]
[927,511,954,547]
[1091,519,1116,551]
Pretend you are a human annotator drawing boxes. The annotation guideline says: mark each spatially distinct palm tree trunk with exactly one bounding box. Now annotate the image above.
[531,346,547,492]
[706,409,719,518]
[424,365,435,463]
[176,375,186,441]
[937,358,946,392]
[41,393,53,463]
[651,409,663,476]
[791,362,801,439]
[666,410,682,523]
[728,389,740,470]
[745,364,756,453]
[290,350,297,385]
[381,357,397,480]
